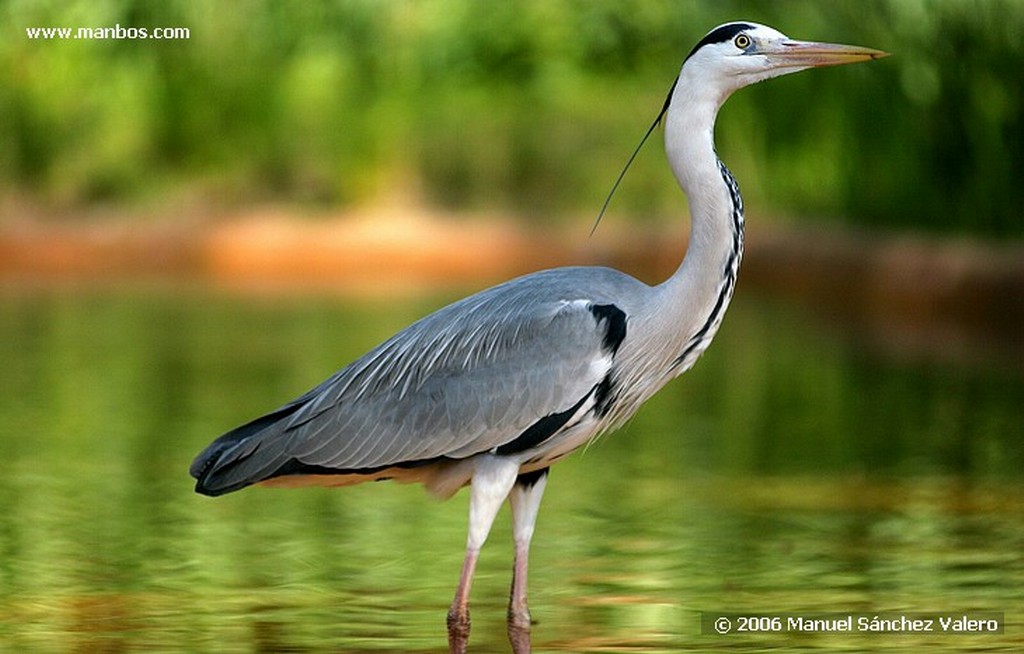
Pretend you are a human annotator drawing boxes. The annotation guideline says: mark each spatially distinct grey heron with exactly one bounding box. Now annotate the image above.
[191,21,886,653]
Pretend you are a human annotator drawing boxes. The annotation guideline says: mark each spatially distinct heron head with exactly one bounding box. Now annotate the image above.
[681,22,888,101]
[594,22,886,233]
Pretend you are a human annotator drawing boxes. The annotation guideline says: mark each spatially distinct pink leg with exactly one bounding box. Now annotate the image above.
[447,548,479,654]
[447,455,520,654]
[507,469,548,654]
[507,540,532,653]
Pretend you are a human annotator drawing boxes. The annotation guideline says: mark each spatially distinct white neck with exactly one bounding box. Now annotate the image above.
[655,66,745,374]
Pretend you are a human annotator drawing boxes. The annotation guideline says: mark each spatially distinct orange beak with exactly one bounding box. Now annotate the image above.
[764,40,889,69]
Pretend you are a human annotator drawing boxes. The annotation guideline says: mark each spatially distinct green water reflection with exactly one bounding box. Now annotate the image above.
[1,286,1021,652]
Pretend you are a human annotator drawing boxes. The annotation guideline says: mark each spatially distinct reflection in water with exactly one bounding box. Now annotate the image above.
[0,286,1020,652]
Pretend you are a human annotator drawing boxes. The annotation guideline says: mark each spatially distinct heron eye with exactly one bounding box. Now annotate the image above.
[733,34,751,49]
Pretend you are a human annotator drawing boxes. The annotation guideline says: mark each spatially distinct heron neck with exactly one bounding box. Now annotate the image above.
[657,86,745,372]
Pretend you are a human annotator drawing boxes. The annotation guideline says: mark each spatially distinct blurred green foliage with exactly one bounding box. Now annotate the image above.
[1,0,1021,237]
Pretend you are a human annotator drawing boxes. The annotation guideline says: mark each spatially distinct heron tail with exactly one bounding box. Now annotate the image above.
[190,402,303,496]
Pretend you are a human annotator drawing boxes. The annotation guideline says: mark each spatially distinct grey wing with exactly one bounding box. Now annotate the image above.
[191,287,626,495]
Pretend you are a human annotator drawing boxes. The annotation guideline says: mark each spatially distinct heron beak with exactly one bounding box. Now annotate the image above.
[764,40,889,69]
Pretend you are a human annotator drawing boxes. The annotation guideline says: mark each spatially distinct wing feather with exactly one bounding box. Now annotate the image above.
[191,268,638,495]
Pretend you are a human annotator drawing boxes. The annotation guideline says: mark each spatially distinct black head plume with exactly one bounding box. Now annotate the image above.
[589,76,678,237]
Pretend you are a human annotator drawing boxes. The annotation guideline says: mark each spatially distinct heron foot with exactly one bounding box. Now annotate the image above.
[447,607,470,654]
[507,606,532,654]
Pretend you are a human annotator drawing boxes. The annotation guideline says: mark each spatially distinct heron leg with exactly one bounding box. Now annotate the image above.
[507,468,549,654]
[447,455,520,654]
[447,548,477,654]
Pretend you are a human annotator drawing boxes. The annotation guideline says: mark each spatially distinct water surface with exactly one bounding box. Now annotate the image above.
[1,284,1021,652]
